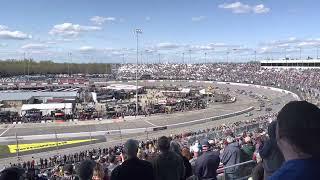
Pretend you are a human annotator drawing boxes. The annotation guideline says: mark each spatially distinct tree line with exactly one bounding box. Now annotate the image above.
[0,59,112,77]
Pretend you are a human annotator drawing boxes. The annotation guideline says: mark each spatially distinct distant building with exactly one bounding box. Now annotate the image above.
[0,90,78,109]
[260,59,320,69]
[21,103,73,116]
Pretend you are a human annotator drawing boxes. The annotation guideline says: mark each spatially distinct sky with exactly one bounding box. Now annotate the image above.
[0,0,320,63]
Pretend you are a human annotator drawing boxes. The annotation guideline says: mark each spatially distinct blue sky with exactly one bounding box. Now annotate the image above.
[0,0,320,63]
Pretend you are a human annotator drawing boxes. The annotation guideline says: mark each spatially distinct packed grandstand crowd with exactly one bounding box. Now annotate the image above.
[116,63,320,106]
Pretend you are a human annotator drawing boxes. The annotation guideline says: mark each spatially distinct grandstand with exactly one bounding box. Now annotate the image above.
[260,59,320,69]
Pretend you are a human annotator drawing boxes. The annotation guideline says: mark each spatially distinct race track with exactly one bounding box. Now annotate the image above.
[0,81,298,167]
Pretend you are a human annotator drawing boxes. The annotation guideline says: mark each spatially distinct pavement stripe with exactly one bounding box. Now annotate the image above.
[143,120,158,127]
[0,125,14,137]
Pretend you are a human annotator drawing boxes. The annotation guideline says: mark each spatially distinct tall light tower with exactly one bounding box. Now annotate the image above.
[204,52,207,64]
[189,49,191,64]
[135,28,142,116]
[182,52,185,64]
[254,50,257,62]
[299,47,302,60]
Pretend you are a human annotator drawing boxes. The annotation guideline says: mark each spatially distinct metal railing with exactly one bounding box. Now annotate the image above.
[217,160,256,180]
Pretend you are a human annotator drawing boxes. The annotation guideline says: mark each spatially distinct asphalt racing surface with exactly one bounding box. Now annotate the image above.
[0,81,297,167]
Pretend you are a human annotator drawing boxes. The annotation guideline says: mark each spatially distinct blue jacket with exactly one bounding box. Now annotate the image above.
[269,158,320,180]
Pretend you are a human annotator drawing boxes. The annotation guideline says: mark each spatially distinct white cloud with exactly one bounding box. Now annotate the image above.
[0,43,7,47]
[79,46,96,52]
[145,16,151,21]
[49,23,102,37]
[219,2,270,14]
[191,16,206,22]
[156,43,182,50]
[21,43,48,50]
[0,25,32,40]
[90,16,116,25]
[219,2,251,14]
[253,4,270,14]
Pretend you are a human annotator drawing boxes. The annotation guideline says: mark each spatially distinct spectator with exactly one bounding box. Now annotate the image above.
[270,101,320,180]
[241,136,255,162]
[0,167,25,180]
[153,136,185,180]
[221,136,241,180]
[170,141,193,179]
[107,155,118,176]
[259,121,284,180]
[250,153,264,180]
[194,139,220,180]
[77,160,96,180]
[92,163,108,180]
[111,139,154,180]
[189,145,200,174]
[61,164,77,180]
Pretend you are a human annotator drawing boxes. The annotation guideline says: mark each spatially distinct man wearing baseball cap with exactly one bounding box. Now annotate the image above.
[270,101,320,180]
[194,139,220,180]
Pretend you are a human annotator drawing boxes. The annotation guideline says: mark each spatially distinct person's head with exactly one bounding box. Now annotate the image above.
[170,141,182,155]
[226,136,234,144]
[77,160,96,180]
[181,147,191,160]
[157,136,170,152]
[201,139,210,152]
[267,121,277,141]
[244,136,252,145]
[92,163,104,180]
[108,155,116,164]
[63,164,74,176]
[123,139,139,159]
[0,167,25,180]
[276,101,320,160]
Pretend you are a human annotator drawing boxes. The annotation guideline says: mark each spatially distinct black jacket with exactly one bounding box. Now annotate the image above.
[111,157,154,180]
[195,151,220,180]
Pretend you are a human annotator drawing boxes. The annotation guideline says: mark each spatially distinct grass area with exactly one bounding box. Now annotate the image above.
[0,145,10,158]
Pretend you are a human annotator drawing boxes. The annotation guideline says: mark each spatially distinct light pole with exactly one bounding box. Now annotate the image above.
[254,50,257,62]
[189,50,191,64]
[182,52,185,64]
[135,29,142,117]
[299,47,302,60]
[226,51,230,63]
[158,53,161,64]
[204,52,207,64]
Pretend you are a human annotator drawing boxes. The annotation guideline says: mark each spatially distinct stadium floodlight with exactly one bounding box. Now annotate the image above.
[299,47,302,60]
[182,52,185,64]
[135,28,142,117]
[204,52,207,64]
[189,49,192,64]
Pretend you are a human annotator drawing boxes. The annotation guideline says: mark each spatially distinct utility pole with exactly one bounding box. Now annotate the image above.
[299,47,302,60]
[135,29,142,117]
[189,50,191,64]
[204,52,207,64]
[182,52,185,64]
[254,50,257,62]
